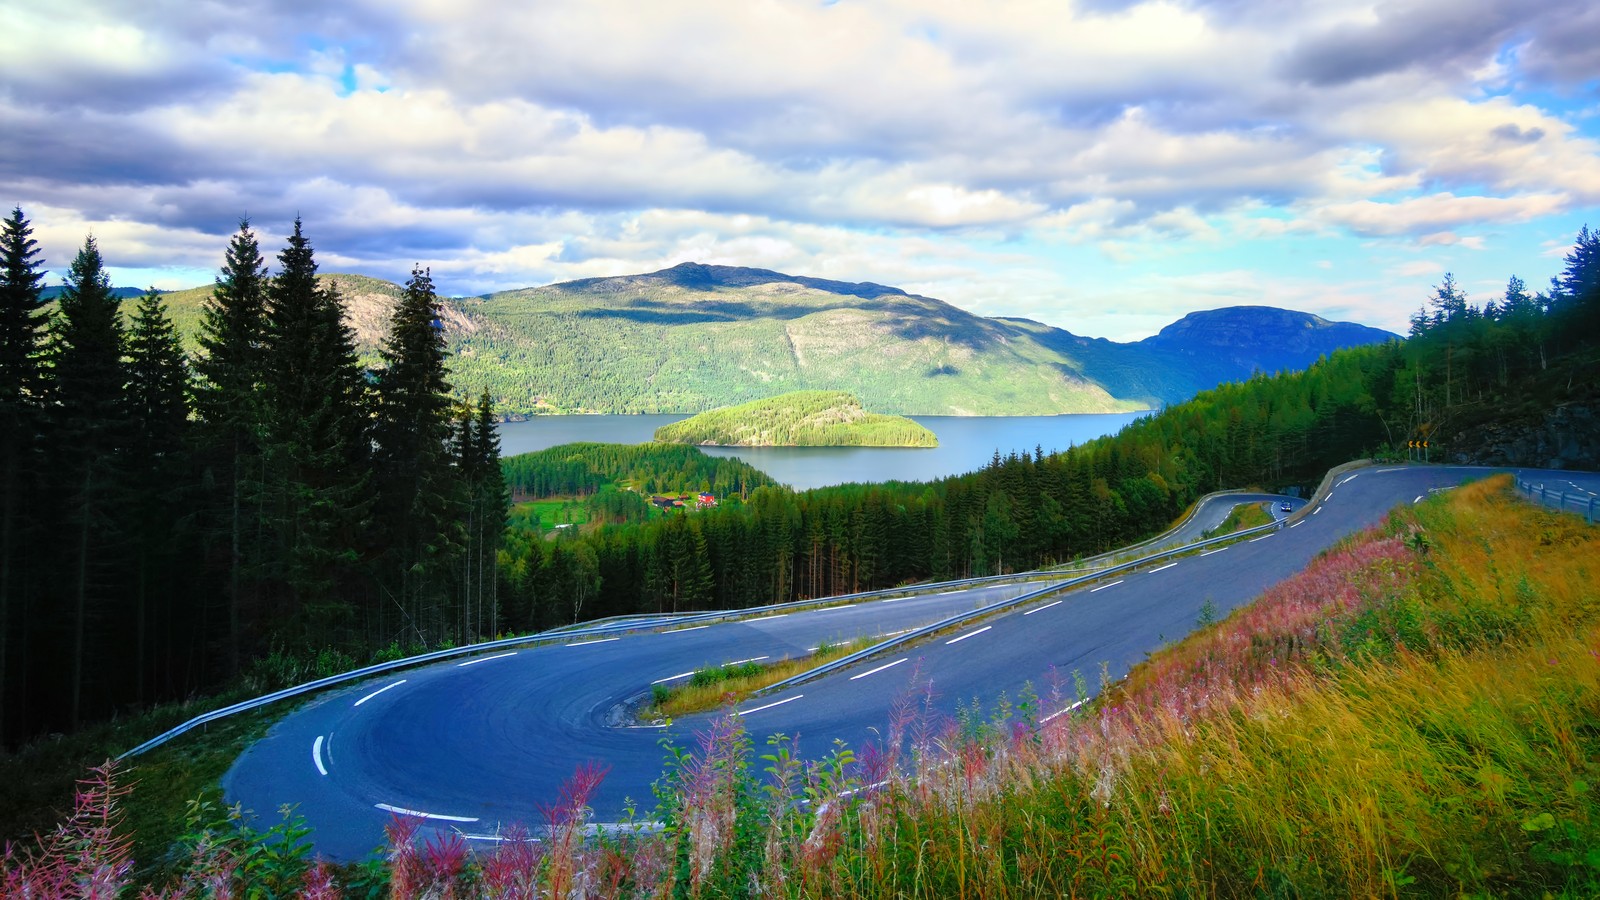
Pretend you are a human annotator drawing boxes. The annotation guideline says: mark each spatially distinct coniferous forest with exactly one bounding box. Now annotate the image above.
[0,210,508,747]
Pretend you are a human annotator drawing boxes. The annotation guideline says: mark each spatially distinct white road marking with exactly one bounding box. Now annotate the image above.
[565,637,619,647]
[1339,473,1361,485]
[651,671,696,685]
[1043,698,1088,723]
[1248,534,1273,543]
[738,694,803,716]
[375,803,479,823]
[1148,562,1178,574]
[668,625,708,634]
[1312,506,1322,515]
[459,652,517,667]
[1376,467,1406,473]
[1325,492,1334,501]
[312,735,328,776]
[1290,520,1304,528]
[1089,580,1123,593]
[1200,547,1227,557]
[354,679,406,707]
[747,614,789,622]
[1023,599,1063,616]
[849,658,909,680]
[1414,495,1423,504]
[879,596,906,603]
[946,625,991,645]
[724,656,769,667]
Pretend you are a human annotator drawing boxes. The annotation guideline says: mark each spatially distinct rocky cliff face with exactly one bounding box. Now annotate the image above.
[1448,404,1600,470]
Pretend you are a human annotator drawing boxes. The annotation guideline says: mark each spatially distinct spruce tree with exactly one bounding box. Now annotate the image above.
[0,207,47,743]
[124,290,192,703]
[259,219,370,646]
[372,266,460,640]
[49,236,129,729]
[470,392,508,637]
[193,220,269,676]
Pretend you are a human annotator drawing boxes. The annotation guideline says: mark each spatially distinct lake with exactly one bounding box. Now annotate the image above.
[498,412,1147,490]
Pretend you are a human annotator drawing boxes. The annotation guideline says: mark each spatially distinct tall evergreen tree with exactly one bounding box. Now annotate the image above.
[193,220,269,676]
[0,207,48,743]
[259,219,370,646]
[124,290,192,703]
[372,266,461,641]
[49,236,129,729]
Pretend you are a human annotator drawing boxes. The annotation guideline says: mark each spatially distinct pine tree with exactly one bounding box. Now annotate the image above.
[259,219,370,646]
[0,207,48,743]
[49,236,129,729]
[193,220,269,676]
[124,290,192,704]
[372,266,461,640]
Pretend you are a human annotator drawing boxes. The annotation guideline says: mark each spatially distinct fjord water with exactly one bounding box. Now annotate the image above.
[498,412,1147,490]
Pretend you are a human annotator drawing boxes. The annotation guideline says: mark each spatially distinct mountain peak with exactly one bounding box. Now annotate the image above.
[637,262,910,300]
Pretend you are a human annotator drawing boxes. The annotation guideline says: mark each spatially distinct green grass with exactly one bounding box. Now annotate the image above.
[644,636,878,719]
[0,687,281,883]
[509,498,591,531]
[653,390,938,448]
[1203,498,1274,537]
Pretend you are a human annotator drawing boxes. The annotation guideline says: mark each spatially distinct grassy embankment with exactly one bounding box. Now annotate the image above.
[10,475,1600,896]
[1204,498,1275,537]
[653,390,939,447]
[645,637,878,720]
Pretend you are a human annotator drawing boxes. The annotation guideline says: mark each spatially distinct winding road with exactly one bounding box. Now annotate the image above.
[223,464,1598,860]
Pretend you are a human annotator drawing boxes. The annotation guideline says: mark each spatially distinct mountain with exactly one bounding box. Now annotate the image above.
[150,263,1398,416]
[40,286,152,300]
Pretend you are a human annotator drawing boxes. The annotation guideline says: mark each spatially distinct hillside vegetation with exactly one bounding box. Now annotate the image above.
[149,263,1395,417]
[652,390,938,447]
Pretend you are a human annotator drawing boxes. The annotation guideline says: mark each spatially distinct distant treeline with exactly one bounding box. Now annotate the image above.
[652,390,938,447]
[0,210,507,745]
[495,228,1600,633]
[501,442,774,499]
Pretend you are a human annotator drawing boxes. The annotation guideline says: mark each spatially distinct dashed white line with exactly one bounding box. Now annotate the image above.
[1200,547,1228,557]
[1312,506,1322,515]
[747,613,789,622]
[565,638,619,648]
[1023,599,1063,616]
[1376,466,1406,473]
[849,657,909,681]
[459,652,517,666]
[651,670,696,685]
[738,694,803,716]
[1089,580,1123,593]
[1148,562,1178,574]
[1290,520,1304,528]
[668,625,708,634]
[312,735,328,776]
[1338,473,1361,486]
[1414,495,1423,504]
[724,655,769,667]
[1248,534,1273,543]
[946,625,991,645]
[1325,492,1334,501]
[354,679,406,706]
[1043,698,1088,723]
[375,803,479,823]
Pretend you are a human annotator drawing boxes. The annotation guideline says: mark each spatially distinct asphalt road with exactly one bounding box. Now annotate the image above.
[223,465,1597,860]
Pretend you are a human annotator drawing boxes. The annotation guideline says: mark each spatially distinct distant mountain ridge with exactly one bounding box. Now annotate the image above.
[149,263,1398,416]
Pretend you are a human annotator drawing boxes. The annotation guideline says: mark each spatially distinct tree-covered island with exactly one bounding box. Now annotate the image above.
[652,390,939,447]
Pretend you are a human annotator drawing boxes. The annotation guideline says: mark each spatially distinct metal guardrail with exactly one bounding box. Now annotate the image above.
[753,517,1282,698]
[1516,477,1599,524]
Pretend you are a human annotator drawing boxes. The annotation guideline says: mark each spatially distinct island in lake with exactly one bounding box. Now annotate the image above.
[653,390,939,447]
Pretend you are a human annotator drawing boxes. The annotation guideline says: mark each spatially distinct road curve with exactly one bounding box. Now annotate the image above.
[224,465,1596,860]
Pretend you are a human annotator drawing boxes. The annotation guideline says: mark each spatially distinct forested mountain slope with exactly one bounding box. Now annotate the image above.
[154,262,1397,416]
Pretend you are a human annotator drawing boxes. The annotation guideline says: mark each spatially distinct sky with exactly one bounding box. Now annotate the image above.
[4,1,1599,341]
